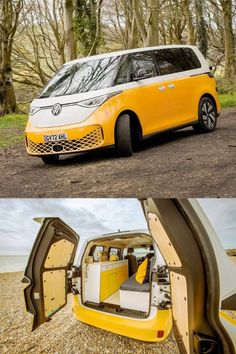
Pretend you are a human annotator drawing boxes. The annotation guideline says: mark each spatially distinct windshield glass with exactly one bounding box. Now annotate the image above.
[39,56,121,98]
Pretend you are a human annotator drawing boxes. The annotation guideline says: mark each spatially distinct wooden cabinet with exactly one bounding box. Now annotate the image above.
[85,260,128,303]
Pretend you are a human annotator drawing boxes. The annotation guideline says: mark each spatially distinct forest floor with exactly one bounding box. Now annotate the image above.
[0,272,179,354]
[0,107,235,198]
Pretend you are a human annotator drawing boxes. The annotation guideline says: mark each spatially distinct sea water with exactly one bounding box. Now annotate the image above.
[0,255,28,273]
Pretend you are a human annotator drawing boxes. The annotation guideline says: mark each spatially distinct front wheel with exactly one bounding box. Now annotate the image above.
[193,97,217,133]
[41,155,59,165]
[115,114,133,157]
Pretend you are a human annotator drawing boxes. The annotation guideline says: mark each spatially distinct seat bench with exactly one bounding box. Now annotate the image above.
[119,274,150,312]
[120,273,150,292]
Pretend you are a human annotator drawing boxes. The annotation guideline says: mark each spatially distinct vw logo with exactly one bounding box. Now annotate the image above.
[51,103,62,116]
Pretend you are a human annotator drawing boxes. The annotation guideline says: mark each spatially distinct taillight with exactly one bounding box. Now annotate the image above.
[157,330,164,338]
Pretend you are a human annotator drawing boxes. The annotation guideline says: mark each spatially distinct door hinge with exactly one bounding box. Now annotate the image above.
[151,282,171,309]
[67,266,81,295]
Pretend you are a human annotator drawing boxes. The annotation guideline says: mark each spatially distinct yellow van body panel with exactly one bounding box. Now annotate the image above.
[25,74,220,156]
[220,311,236,326]
[72,295,173,342]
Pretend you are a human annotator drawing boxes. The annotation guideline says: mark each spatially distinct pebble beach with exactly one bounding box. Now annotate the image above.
[0,272,179,354]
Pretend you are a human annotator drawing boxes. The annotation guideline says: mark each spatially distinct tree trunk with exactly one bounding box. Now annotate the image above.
[88,0,103,55]
[221,0,236,79]
[184,0,195,44]
[128,14,138,49]
[126,0,138,49]
[74,0,103,56]
[132,0,147,45]
[146,0,160,46]
[0,0,21,115]
[194,0,208,57]
[0,64,17,114]
[133,0,160,47]
[64,0,76,60]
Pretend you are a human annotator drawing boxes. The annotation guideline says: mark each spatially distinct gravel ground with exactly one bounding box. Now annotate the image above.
[0,107,235,198]
[0,272,179,354]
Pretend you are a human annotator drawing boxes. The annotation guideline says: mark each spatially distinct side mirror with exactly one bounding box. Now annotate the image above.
[132,68,153,81]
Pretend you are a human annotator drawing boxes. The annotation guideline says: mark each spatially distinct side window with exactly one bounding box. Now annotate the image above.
[155,48,201,76]
[123,248,128,257]
[109,247,121,259]
[131,52,157,80]
[115,56,131,85]
[93,245,104,261]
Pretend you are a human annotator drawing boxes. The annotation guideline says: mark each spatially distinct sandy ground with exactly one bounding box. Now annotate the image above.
[0,107,235,197]
[0,272,179,354]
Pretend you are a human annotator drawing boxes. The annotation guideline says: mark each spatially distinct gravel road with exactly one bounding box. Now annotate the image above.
[0,272,179,354]
[0,107,235,197]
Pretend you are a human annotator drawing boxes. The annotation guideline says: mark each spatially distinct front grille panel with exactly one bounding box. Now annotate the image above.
[27,127,103,155]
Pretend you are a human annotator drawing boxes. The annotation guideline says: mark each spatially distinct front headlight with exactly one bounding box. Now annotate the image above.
[77,91,122,108]
[29,107,40,115]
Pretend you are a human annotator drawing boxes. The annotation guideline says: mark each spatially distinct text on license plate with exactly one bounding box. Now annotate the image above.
[44,133,68,142]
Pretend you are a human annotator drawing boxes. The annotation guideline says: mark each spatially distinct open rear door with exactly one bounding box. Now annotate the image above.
[141,199,235,354]
[22,217,79,331]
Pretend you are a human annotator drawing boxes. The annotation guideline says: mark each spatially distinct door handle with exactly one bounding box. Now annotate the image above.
[168,83,175,89]
[158,86,166,91]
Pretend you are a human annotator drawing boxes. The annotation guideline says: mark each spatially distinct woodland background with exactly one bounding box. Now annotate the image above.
[0,0,236,115]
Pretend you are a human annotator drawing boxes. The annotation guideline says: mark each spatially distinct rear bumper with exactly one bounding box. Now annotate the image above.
[72,295,172,342]
[25,124,105,156]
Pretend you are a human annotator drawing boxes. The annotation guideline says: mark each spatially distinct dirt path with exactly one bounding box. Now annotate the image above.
[0,272,179,354]
[0,108,235,197]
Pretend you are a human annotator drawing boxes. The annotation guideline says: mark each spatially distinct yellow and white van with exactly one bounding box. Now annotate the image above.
[25,45,221,164]
[23,199,236,353]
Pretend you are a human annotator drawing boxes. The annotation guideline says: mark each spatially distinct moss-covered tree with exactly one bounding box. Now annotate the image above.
[74,0,103,56]
[0,0,23,115]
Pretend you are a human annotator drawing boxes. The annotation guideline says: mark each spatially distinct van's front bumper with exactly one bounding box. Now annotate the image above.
[72,296,172,343]
[25,124,104,156]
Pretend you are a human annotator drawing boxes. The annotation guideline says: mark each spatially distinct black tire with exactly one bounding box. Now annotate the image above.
[115,114,133,157]
[193,97,217,133]
[41,155,59,165]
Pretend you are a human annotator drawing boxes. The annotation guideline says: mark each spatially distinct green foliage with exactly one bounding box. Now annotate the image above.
[216,77,236,94]
[0,134,23,148]
[219,93,236,108]
[0,114,27,129]
[217,76,236,107]
[0,114,27,148]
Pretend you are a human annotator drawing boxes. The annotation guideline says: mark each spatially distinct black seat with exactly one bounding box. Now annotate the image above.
[146,245,154,259]
[120,273,150,293]
[124,248,138,276]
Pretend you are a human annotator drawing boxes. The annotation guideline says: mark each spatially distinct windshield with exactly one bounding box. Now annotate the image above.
[39,56,121,98]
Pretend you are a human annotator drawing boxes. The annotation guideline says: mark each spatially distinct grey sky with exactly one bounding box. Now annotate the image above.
[0,199,235,255]
[0,199,146,255]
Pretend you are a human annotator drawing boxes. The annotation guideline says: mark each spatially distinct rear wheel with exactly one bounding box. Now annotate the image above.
[115,114,133,157]
[193,97,217,133]
[41,155,59,165]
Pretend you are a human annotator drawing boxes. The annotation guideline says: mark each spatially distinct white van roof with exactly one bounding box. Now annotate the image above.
[66,45,199,66]
[86,229,150,242]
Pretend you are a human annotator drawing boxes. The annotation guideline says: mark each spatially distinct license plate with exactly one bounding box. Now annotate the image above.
[44,133,67,142]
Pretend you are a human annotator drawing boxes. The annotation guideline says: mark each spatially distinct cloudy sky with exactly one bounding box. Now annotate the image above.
[0,198,235,256]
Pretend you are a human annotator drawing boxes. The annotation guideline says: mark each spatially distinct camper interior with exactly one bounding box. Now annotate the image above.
[80,232,171,318]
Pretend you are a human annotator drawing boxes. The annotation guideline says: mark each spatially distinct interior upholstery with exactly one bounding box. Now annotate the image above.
[124,254,138,276]
[120,273,150,293]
